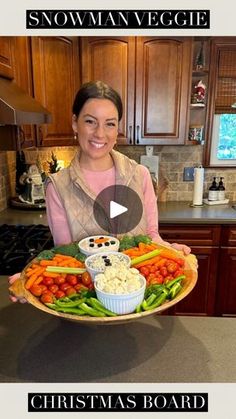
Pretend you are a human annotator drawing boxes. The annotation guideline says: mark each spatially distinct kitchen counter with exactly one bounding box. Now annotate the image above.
[1,201,236,226]
[0,277,235,383]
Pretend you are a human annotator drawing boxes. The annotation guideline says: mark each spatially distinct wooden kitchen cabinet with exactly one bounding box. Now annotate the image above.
[215,226,236,317]
[31,37,80,147]
[0,36,15,79]
[159,224,221,316]
[80,36,192,145]
[13,37,36,147]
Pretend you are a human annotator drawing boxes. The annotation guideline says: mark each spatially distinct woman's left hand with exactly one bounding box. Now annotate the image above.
[170,242,191,255]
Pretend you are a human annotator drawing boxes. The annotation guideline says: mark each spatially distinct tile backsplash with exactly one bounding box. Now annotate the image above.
[1,144,236,211]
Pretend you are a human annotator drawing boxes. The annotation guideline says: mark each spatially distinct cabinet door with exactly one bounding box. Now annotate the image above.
[135,37,192,145]
[0,36,15,79]
[216,248,236,316]
[13,37,36,147]
[31,37,80,147]
[171,246,219,316]
[80,37,135,145]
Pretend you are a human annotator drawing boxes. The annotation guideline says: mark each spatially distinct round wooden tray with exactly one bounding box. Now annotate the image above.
[9,245,198,325]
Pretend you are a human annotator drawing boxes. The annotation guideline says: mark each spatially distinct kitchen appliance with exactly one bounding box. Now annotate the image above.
[0,224,54,275]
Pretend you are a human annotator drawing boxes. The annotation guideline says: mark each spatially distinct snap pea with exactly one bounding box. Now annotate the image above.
[135,302,143,313]
[88,298,117,317]
[144,292,167,311]
[169,282,182,300]
[165,275,186,289]
[54,306,86,315]
[146,293,158,306]
[55,298,86,308]
[145,284,164,299]
[45,303,85,315]
[79,302,105,317]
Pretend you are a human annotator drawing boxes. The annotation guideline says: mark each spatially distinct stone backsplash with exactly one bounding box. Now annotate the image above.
[1,144,236,211]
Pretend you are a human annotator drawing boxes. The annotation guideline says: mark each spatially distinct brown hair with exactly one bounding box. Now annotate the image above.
[72,80,123,121]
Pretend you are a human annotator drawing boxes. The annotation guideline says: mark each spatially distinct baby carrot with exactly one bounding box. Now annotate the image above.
[25,267,46,289]
[39,260,58,267]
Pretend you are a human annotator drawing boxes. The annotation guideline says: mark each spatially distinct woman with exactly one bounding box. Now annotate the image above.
[9,80,190,303]
[46,80,190,254]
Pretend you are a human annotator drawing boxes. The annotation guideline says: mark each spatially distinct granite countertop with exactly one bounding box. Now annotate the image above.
[1,201,236,225]
[0,277,235,383]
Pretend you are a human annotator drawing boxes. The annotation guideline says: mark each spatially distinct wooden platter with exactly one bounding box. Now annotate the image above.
[9,244,198,325]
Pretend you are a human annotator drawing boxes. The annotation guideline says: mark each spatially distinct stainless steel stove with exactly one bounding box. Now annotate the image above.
[0,224,54,275]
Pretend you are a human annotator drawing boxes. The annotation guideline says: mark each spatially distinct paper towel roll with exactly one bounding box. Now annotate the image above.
[192,167,204,206]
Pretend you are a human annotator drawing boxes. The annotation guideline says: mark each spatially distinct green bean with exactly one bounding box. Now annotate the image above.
[78,302,105,317]
[88,298,117,317]
[165,275,185,289]
[143,292,167,311]
[169,282,182,300]
[55,298,86,308]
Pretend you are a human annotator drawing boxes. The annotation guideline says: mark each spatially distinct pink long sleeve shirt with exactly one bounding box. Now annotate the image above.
[46,165,160,246]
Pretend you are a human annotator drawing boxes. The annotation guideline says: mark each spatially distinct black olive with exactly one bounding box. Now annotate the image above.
[89,238,94,242]
[110,241,115,244]
[105,242,110,246]
[89,243,94,247]
[99,236,104,239]
[102,255,107,259]
[98,243,103,247]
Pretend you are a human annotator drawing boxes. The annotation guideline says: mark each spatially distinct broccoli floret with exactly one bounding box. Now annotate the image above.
[119,235,136,251]
[134,235,152,245]
[36,249,55,261]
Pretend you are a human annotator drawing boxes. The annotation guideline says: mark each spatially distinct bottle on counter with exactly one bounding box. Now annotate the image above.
[208,177,218,201]
[217,177,225,201]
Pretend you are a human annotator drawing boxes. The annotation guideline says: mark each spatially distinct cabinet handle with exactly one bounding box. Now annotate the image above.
[136,125,140,144]
[38,126,43,147]
[129,125,133,144]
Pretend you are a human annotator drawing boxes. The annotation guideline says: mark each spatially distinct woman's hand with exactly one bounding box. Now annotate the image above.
[170,242,191,255]
[8,273,28,304]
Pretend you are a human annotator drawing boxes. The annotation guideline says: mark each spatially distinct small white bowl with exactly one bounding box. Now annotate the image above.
[85,251,131,281]
[78,235,120,257]
[94,274,146,315]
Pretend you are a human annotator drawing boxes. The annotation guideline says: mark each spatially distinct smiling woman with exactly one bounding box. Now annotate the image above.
[45,80,191,252]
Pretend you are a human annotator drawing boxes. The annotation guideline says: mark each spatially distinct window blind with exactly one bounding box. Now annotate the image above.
[215,49,236,114]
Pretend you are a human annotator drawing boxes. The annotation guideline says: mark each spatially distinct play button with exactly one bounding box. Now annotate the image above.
[93,185,143,235]
[110,201,128,219]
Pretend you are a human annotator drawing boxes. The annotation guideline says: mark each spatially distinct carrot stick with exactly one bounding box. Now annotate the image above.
[39,260,58,267]
[25,267,46,289]
[134,255,162,268]
[34,275,44,285]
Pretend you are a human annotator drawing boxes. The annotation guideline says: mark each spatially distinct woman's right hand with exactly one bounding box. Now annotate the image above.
[8,273,28,304]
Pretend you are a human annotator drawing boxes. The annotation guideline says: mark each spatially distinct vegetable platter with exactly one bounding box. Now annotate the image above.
[9,236,198,325]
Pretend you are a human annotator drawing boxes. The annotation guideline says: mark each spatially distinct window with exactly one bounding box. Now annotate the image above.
[210,113,236,165]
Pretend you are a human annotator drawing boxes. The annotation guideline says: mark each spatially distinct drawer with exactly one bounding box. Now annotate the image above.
[220,226,236,246]
[159,224,221,246]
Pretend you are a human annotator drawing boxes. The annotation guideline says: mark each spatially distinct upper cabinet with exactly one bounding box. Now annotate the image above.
[80,36,192,145]
[0,37,15,79]
[80,37,135,145]
[31,37,80,147]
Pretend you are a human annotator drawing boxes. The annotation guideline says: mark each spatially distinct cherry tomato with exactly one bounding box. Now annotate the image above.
[166,262,178,274]
[42,277,54,287]
[164,275,174,284]
[66,287,76,296]
[176,258,185,267]
[147,273,156,282]
[160,266,168,277]
[174,269,184,278]
[74,283,88,293]
[54,276,66,285]
[150,277,163,285]
[66,275,78,286]
[30,284,43,297]
[40,284,48,293]
[139,266,150,277]
[60,282,71,292]
[40,292,54,304]
[48,284,59,294]
[149,265,158,273]
[81,272,92,287]
[55,290,66,299]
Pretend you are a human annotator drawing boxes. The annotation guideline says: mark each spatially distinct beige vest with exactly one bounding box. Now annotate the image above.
[47,149,148,242]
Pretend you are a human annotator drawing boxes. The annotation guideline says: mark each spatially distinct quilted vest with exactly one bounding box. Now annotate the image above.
[47,149,148,242]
